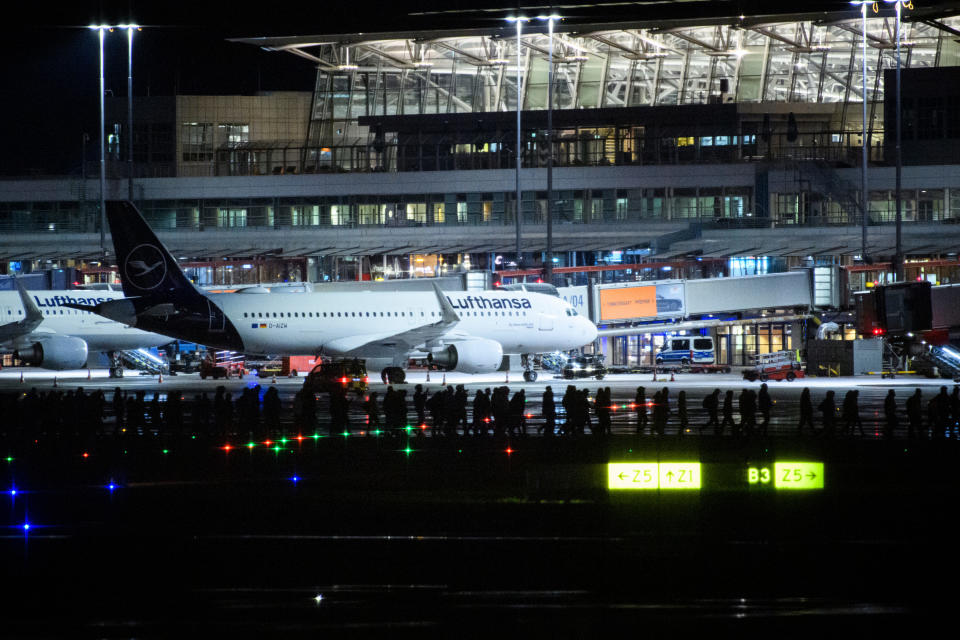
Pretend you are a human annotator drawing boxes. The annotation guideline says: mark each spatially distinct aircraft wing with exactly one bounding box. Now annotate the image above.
[323,283,461,358]
[0,277,43,342]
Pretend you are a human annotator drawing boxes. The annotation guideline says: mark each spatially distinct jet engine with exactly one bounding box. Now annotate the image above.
[15,335,89,370]
[428,339,503,374]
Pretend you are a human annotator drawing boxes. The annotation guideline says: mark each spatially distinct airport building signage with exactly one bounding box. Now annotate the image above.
[608,462,702,490]
[749,462,824,490]
[608,461,824,491]
[596,281,685,322]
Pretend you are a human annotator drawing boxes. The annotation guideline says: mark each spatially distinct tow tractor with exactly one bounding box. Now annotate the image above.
[743,350,804,382]
[199,351,246,380]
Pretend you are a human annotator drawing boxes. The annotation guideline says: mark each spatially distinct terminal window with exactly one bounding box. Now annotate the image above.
[181,123,214,162]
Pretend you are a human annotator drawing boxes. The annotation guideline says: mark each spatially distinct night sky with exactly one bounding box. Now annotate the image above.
[2,1,903,176]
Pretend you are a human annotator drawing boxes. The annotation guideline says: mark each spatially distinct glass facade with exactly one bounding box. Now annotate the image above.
[283,15,955,152]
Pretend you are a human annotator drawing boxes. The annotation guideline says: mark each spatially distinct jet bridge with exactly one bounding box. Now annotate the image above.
[571,272,814,368]
[582,271,813,335]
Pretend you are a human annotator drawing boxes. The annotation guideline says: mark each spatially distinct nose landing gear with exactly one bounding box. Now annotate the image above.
[521,354,538,383]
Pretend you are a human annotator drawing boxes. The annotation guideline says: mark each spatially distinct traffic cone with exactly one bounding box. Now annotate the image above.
[271,374,277,384]
[652,370,657,382]
[158,371,163,384]
[441,372,446,386]
[426,369,431,382]
[19,371,24,384]
[505,370,509,384]
[87,369,92,380]
[670,372,675,382]
[52,376,58,388]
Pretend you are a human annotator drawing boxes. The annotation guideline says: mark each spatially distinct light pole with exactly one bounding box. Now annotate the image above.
[89,23,139,259]
[851,2,871,264]
[126,25,138,202]
[540,14,559,283]
[507,16,530,270]
[91,25,107,258]
[883,0,907,282]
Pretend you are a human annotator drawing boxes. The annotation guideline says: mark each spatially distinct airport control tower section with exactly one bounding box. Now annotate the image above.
[854,281,960,380]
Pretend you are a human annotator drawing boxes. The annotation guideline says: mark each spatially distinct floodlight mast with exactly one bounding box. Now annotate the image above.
[541,14,559,283]
[510,17,530,269]
[89,23,140,259]
[851,2,870,266]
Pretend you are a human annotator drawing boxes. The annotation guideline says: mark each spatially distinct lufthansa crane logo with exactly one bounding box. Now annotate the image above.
[124,244,167,290]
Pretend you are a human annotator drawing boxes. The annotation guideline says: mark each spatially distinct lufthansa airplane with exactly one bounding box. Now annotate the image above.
[73,201,597,382]
[0,277,172,373]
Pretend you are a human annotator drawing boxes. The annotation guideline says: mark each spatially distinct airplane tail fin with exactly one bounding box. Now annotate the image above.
[106,201,201,301]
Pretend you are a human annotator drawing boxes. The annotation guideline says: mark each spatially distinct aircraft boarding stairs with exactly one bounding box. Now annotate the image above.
[926,345,960,381]
[119,348,170,375]
[540,352,567,374]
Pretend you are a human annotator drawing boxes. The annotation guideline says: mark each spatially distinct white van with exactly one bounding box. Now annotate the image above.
[656,336,715,365]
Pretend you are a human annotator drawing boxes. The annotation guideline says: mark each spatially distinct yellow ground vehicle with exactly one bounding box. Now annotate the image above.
[303,359,368,393]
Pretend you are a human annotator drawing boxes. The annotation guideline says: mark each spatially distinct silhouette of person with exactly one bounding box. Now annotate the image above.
[413,384,427,427]
[635,386,648,436]
[817,390,836,437]
[719,390,735,436]
[757,383,772,437]
[542,386,556,436]
[797,387,814,436]
[677,390,688,436]
[883,389,898,440]
[702,389,720,434]
[841,390,865,437]
[906,388,923,439]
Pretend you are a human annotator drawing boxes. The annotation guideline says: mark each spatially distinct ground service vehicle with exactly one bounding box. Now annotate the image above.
[656,336,715,366]
[199,351,246,379]
[304,359,369,393]
[744,350,804,382]
[562,355,607,380]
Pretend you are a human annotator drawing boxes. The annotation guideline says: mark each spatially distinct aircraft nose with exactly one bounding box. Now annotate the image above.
[581,317,598,344]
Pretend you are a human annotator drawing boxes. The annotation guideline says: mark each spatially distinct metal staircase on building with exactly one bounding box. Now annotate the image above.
[786,159,865,225]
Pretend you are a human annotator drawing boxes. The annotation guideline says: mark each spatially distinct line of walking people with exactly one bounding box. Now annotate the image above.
[690,384,960,439]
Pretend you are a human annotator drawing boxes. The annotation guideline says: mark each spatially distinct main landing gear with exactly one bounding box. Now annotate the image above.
[381,366,406,385]
[521,354,537,383]
[107,351,124,379]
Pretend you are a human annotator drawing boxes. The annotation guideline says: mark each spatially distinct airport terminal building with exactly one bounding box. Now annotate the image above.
[3,3,960,367]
